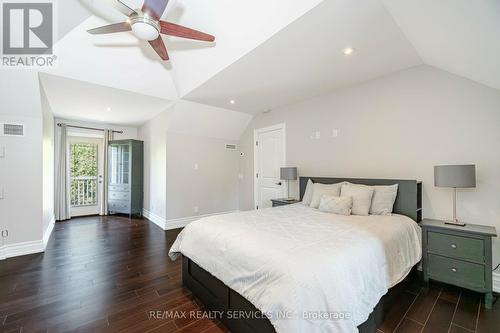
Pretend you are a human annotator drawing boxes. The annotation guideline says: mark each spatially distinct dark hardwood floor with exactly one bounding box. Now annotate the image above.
[0,216,498,333]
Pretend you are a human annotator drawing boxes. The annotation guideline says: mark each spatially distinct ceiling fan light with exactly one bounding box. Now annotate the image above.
[132,22,159,41]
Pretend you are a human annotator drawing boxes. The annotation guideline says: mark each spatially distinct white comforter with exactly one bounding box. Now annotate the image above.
[169,204,422,333]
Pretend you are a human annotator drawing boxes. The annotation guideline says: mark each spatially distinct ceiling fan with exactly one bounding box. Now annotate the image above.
[87,0,215,61]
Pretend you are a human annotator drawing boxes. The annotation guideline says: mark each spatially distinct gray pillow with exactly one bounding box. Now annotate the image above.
[340,183,375,216]
[370,184,398,215]
[310,182,344,209]
[318,195,353,216]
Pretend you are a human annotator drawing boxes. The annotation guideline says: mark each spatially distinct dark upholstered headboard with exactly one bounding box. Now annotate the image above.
[299,177,422,222]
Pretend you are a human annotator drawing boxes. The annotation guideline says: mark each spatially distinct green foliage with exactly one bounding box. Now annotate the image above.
[70,143,98,206]
[70,143,97,177]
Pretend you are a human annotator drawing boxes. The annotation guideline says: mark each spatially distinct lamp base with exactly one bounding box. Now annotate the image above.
[444,219,466,227]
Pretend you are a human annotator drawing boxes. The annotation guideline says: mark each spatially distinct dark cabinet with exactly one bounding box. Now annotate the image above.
[108,140,143,217]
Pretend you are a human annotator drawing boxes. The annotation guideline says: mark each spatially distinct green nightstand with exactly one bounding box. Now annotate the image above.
[421,219,497,309]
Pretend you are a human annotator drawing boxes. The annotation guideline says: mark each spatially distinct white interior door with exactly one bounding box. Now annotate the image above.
[254,124,286,209]
[69,137,104,217]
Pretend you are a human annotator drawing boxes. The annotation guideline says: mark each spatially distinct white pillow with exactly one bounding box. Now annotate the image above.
[370,184,398,215]
[318,195,353,216]
[301,179,314,206]
[310,182,344,209]
[340,183,374,216]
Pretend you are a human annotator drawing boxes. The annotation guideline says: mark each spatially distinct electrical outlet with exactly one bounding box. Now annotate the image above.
[194,206,199,214]
[0,187,4,200]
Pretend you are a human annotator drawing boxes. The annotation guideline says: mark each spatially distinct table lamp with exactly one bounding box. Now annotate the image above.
[280,167,297,200]
[434,164,476,226]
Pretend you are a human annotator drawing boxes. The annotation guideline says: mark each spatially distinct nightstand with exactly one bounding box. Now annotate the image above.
[270,198,300,207]
[421,219,497,309]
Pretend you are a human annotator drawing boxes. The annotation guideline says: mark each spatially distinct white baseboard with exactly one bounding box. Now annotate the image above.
[143,209,239,230]
[0,216,55,260]
[43,216,55,247]
[142,209,167,230]
[0,240,45,260]
[493,272,500,293]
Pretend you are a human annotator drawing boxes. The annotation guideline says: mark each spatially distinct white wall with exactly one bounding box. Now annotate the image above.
[41,85,55,241]
[138,110,169,222]
[0,71,44,257]
[239,65,500,266]
[166,132,240,220]
[139,101,250,228]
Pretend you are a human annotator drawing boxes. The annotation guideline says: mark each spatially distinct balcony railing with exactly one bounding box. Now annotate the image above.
[71,176,98,207]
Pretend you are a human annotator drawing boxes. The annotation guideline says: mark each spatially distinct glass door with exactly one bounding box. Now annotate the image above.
[69,137,104,217]
[109,143,130,185]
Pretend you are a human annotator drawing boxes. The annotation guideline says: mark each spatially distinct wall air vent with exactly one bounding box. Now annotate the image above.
[225,144,237,151]
[1,123,24,137]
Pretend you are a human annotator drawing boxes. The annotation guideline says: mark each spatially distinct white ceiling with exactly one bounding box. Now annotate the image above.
[39,73,172,126]
[56,0,93,41]
[44,16,179,100]
[382,0,500,91]
[183,0,423,114]
[43,0,500,123]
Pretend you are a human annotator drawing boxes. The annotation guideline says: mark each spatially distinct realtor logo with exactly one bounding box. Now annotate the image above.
[1,1,56,68]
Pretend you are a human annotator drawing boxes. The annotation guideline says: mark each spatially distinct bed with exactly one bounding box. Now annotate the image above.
[169,177,423,333]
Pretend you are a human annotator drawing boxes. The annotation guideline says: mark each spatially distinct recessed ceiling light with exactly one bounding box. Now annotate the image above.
[230,100,236,105]
[106,107,112,111]
[343,47,355,55]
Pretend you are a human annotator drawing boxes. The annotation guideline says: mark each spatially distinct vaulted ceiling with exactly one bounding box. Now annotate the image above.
[183,0,422,114]
[39,73,172,126]
[42,0,500,122]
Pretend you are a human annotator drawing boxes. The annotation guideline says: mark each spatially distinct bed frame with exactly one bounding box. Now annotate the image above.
[182,177,422,333]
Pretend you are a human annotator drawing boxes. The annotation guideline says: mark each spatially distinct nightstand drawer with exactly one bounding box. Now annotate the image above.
[428,231,484,263]
[427,254,485,290]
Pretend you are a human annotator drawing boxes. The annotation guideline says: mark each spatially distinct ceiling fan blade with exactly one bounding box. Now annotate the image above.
[87,22,131,35]
[105,0,136,17]
[142,0,169,20]
[149,37,169,60]
[159,21,215,42]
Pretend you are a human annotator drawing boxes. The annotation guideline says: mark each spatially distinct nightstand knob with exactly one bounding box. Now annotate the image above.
[451,267,457,272]
[451,243,457,249]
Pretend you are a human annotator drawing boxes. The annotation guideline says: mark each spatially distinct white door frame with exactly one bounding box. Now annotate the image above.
[253,123,286,209]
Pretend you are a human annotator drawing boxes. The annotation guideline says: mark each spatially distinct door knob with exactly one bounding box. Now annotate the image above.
[276,182,282,186]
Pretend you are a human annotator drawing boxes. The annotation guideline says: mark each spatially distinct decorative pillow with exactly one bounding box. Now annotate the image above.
[370,184,399,215]
[318,195,353,216]
[301,179,314,206]
[309,182,344,209]
[340,183,375,216]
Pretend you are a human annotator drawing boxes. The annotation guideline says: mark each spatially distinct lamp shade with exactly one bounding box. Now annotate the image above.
[280,167,297,181]
[434,165,476,188]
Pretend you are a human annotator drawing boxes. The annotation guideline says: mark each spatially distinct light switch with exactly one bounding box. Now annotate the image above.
[332,129,339,137]
[0,146,4,158]
[194,163,199,170]
[0,187,4,200]
[310,131,321,140]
